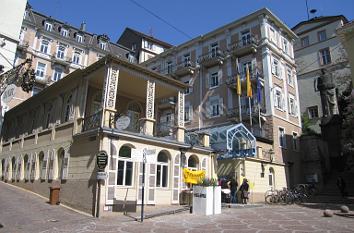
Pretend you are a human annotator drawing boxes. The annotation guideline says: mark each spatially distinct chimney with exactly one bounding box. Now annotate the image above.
[80,22,86,32]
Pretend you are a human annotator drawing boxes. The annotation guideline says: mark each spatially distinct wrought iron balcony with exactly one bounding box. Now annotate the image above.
[17,40,29,51]
[225,71,263,88]
[227,105,264,120]
[51,54,72,66]
[174,61,196,77]
[228,35,258,57]
[156,121,176,138]
[197,50,225,67]
[83,111,102,131]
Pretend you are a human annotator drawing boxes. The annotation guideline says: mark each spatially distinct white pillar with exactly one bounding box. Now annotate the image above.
[176,91,185,142]
[143,80,156,136]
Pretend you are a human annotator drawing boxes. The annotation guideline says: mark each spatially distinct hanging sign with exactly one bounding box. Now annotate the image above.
[96,151,108,170]
[115,116,130,130]
[183,168,205,184]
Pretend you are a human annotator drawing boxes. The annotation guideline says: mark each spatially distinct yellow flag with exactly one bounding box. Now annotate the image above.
[246,65,252,97]
[236,74,241,95]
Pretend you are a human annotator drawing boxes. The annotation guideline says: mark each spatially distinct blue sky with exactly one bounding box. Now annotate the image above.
[28,0,354,46]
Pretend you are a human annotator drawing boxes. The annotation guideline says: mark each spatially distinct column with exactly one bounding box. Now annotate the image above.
[142,80,155,136]
[176,91,185,142]
[102,67,119,128]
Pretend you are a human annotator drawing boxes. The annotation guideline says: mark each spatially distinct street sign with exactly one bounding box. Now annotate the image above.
[96,171,107,180]
[131,148,156,163]
[96,151,108,170]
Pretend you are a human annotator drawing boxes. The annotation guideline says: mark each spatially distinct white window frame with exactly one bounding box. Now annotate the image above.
[278,127,286,149]
[283,38,289,55]
[187,156,199,171]
[287,68,294,86]
[76,34,83,43]
[211,98,220,117]
[210,42,218,57]
[99,41,107,50]
[40,39,49,54]
[183,53,191,66]
[308,106,319,119]
[210,72,219,88]
[319,48,331,65]
[271,57,280,77]
[292,131,299,151]
[56,44,66,59]
[274,86,284,111]
[72,50,82,65]
[156,155,169,188]
[44,22,52,32]
[52,67,63,82]
[318,30,327,42]
[117,157,134,187]
[35,62,46,78]
[269,27,276,43]
[60,28,68,37]
[288,94,297,116]
[184,104,192,122]
[241,30,251,46]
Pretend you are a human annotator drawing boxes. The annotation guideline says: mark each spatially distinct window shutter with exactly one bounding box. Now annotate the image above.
[107,140,118,205]
[41,152,48,180]
[271,60,275,75]
[281,93,286,110]
[61,149,70,180]
[294,102,298,116]
[171,154,180,204]
[147,163,156,204]
[273,90,277,107]
[219,98,224,115]
[137,162,144,204]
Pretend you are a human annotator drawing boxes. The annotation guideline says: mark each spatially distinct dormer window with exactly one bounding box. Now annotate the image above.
[44,22,53,32]
[76,34,83,43]
[210,43,218,57]
[60,28,68,37]
[99,41,107,50]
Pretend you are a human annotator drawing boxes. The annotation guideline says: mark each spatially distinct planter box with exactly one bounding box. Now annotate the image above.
[192,186,221,215]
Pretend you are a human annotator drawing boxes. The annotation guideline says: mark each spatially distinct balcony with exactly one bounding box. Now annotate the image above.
[228,36,258,57]
[83,111,102,131]
[227,105,265,121]
[174,61,196,77]
[156,121,176,139]
[17,40,29,51]
[225,71,263,89]
[158,97,176,109]
[197,50,225,68]
[51,54,72,67]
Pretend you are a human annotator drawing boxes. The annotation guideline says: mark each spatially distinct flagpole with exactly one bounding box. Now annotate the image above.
[249,97,252,129]
[238,95,242,122]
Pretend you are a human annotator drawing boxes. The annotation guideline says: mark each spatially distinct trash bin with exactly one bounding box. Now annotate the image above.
[49,182,61,205]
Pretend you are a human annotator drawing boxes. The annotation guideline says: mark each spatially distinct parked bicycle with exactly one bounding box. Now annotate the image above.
[264,185,315,205]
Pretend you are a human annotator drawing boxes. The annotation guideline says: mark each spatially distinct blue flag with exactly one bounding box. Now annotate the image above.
[256,71,262,104]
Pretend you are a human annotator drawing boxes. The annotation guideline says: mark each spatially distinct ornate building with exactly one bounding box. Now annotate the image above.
[144,8,302,201]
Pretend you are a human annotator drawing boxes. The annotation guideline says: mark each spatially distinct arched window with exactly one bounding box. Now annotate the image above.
[269,168,275,189]
[12,157,16,181]
[188,155,199,171]
[38,152,44,180]
[64,94,73,122]
[58,148,65,179]
[126,101,142,132]
[156,151,169,188]
[117,146,133,186]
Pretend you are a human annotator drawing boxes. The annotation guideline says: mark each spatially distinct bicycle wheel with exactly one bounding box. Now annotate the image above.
[265,195,276,204]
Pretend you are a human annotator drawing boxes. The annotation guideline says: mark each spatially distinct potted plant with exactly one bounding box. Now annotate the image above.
[192,178,221,215]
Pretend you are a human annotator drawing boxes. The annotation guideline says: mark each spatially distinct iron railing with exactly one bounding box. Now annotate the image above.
[83,111,102,131]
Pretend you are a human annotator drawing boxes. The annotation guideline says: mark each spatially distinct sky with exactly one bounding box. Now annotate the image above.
[28,0,354,46]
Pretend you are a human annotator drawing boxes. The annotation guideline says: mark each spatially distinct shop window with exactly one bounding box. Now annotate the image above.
[156,152,169,188]
[188,155,199,171]
[117,146,133,186]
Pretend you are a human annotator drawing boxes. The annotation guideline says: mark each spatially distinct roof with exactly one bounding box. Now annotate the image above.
[292,15,349,32]
[120,27,173,48]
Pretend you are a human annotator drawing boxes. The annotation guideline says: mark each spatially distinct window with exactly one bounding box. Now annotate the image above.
[308,106,319,119]
[35,62,46,78]
[145,41,153,50]
[318,30,327,42]
[279,127,286,148]
[167,61,173,74]
[64,95,72,122]
[288,95,297,116]
[185,105,191,122]
[301,36,309,47]
[40,39,49,54]
[274,87,283,110]
[44,22,52,32]
[56,45,65,59]
[292,132,298,151]
[319,48,331,65]
[272,57,280,77]
[117,146,133,186]
[156,152,169,188]
[242,62,252,77]
[269,168,274,187]
[269,27,276,43]
[210,42,218,57]
[60,28,68,37]
[188,155,199,171]
[241,30,251,46]
[52,67,63,81]
[287,68,293,86]
[211,98,220,117]
[58,149,65,179]
[45,104,52,128]
[283,38,289,54]
[72,50,81,65]
[184,80,190,94]
[184,53,191,66]
[99,41,106,50]
[210,72,218,88]
[76,34,83,43]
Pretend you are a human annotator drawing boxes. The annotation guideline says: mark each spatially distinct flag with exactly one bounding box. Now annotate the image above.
[256,70,262,103]
[246,65,252,97]
[235,58,241,95]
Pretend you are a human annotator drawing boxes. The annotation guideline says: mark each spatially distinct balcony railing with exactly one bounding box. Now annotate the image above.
[83,111,102,131]
[156,121,176,138]
[225,71,263,87]
[185,132,203,147]
[228,35,258,57]
[227,105,265,120]
[17,40,29,51]
[51,54,72,66]
[197,50,225,67]
[174,61,196,76]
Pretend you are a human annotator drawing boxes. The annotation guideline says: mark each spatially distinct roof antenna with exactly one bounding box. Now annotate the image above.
[148,27,153,37]
[310,9,317,19]
[305,0,310,20]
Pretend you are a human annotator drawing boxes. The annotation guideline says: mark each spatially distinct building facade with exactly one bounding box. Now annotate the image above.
[118,27,173,63]
[0,55,214,215]
[7,5,132,112]
[292,16,351,132]
[144,8,302,201]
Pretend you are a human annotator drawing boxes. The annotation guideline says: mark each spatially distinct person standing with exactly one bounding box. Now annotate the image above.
[228,177,238,203]
[239,178,249,204]
[336,176,347,197]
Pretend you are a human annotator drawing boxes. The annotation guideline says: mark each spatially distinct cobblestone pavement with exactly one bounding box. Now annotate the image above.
[1,182,354,233]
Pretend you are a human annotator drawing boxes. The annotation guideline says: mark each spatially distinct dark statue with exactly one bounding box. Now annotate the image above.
[316,69,339,117]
